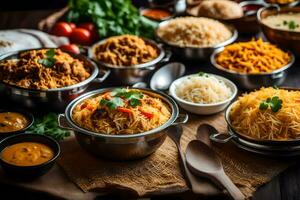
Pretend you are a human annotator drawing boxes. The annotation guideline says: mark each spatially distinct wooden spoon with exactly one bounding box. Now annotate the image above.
[186,140,245,200]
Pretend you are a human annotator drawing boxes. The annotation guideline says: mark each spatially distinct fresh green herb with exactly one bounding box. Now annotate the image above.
[282,20,299,30]
[26,113,71,141]
[273,85,279,89]
[100,97,124,110]
[100,88,143,110]
[259,96,283,113]
[198,72,209,77]
[111,88,143,107]
[38,49,56,68]
[65,0,158,38]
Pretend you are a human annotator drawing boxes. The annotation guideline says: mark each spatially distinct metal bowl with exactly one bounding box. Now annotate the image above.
[58,87,188,161]
[263,0,299,7]
[155,19,238,60]
[210,98,300,157]
[223,1,266,35]
[0,49,110,112]
[258,6,300,55]
[210,47,295,89]
[89,38,171,85]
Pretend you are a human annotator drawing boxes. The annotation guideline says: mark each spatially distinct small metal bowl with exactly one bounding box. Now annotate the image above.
[89,38,171,85]
[0,48,110,111]
[223,1,266,35]
[155,20,238,60]
[58,87,188,161]
[210,47,295,89]
[258,6,300,55]
[0,134,60,179]
[0,109,34,140]
[210,98,300,157]
[140,7,175,22]
[263,0,299,7]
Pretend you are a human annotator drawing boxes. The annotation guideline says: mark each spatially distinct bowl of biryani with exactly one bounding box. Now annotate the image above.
[210,87,300,157]
[89,35,170,84]
[0,48,109,111]
[258,6,300,55]
[169,72,237,115]
[155,17,238,60]
[58,87,188,160]
[211,39,295,89]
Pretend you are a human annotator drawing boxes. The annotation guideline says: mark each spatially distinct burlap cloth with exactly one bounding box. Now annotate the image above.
[58,113,292,198]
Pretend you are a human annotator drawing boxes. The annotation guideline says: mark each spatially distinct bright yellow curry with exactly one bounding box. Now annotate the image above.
[0,112,29,132]
[1,142,54,166]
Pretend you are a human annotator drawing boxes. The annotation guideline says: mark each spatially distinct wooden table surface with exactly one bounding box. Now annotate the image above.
[1,6,300,200]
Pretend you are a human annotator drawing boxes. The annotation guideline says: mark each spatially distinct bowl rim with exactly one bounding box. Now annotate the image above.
[0,48,99,92]
[257,5,300,33]
[64,87,179,139]
[139,6,175,22]
[155,18,238,49]
[210,46,295,76]
[0,109,34,135]
[89,37,166,69]
[0,133,60,168]
[169,73,238,107]
[225,87,300,144]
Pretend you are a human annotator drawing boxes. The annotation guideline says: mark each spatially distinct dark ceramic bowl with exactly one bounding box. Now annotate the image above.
[0,134,60,180]
[0,109,34,140]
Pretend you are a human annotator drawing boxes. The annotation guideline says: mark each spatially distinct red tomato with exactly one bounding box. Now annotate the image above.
[70,28,92,46]
[69,23,76,30]
[78,23,99,41]
[51,22,73,37]
[59,44,80,54]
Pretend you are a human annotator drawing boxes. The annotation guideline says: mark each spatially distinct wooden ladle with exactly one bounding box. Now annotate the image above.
[186,140,245,200]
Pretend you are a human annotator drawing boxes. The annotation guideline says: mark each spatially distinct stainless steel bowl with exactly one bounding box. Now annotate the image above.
[89,38,171,85]
[211,47,295,89]
[257,5,300,56]
[58,87,188,160]
[0,49,110,112]
[210,99,300,157]
[155,20,238,60]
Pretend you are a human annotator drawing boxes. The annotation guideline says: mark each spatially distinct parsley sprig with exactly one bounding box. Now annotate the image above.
[100,88,143,110]
[259,96,283,113]
[38,49,56,68]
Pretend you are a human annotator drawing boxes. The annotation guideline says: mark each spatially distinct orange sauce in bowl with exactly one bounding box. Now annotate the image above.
[1,142,54,166]
[142,8,172,21]
[0,112,29,133]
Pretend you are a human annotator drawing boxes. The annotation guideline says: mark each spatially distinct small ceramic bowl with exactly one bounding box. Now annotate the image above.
[169,73,238,115]
[0,134,60,180]
[0,109,34,140]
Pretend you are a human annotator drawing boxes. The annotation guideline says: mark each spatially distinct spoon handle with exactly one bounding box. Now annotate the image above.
[216,171,245,200]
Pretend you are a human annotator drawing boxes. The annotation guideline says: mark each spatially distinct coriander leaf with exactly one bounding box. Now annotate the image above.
[129,98,142,107]
[100,97,124,110]
[26,113,71,141]
[273,85,279,89]
[38,49,56,68]
[259,101,269,110]
[259,96,282,113]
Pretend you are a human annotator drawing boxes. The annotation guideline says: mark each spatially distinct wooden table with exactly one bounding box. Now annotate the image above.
[1,7,300,200]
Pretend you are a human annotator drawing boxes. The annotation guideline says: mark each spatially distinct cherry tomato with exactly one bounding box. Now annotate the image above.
[78,23,99,41]
[51,22,73,37]
[59,44,80,54]
[69,23,76,30]
[70,28,92,46]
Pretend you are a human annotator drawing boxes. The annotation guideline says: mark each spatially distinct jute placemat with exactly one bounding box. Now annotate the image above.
[58,113,292,198]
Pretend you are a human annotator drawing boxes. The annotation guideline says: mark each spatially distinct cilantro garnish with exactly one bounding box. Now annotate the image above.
[100,88,144,110]
[259,96,283,113]
[100,97,124,110]
[38,49,56,68]
[198,72,209,77]
[282,20,299,30]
